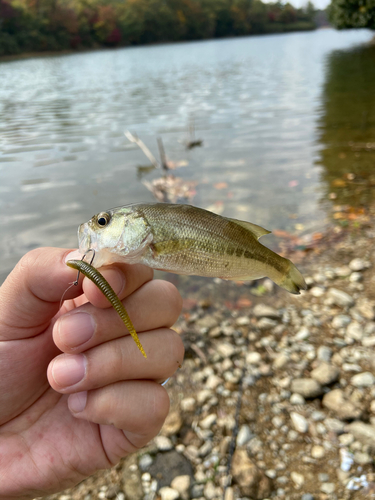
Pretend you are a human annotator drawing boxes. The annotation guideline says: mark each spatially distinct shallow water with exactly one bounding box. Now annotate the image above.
[1,28,374,282]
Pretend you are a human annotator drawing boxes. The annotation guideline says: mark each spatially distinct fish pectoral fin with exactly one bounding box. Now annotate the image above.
[227,217,271,239]
[151,238,196,257]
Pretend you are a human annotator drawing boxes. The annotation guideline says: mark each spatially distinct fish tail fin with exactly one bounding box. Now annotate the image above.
[277,259,307,295]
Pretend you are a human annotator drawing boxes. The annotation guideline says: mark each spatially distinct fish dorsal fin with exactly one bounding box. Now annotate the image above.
[227,217,271,239]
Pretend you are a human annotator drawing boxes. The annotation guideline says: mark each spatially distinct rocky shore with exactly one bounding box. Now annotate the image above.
[45,223,375,500]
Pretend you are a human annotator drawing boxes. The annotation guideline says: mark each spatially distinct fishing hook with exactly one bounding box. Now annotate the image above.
[73,248,96,286]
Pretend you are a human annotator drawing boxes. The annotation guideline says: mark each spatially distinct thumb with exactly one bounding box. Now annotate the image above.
[0,247,83,341]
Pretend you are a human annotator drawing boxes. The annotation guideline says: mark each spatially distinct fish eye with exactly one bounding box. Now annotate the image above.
[96,212,111,228]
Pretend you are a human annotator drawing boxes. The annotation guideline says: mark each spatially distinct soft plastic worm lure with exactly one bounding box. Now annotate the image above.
[66,259,147,359]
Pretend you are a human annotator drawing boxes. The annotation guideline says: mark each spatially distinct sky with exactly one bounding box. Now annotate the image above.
[274,0,331,9]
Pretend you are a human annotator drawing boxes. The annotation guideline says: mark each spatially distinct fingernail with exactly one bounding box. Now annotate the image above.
[52,354,86,388]
[68,391,87,413]
[58,312,96,348]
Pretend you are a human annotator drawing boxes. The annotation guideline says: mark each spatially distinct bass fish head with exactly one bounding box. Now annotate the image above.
[78,205,152,267]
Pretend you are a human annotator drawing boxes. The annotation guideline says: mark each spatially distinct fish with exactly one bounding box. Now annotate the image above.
[78,202,307,294]
[66,259,147,358]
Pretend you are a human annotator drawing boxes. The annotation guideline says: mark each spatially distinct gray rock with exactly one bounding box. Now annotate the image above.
[317,346,332,362]
[324,418,345,434]
[347,422,375,449]
[200,414,217,429]
[217,342,236,358]
[332,315,351,329]
[159,487,179,500]
[349,258,368,271]
[154,436,173,451]
[232,450,272,499]
[291,471,304,487]
[351,371,375,387]
[148,451,194,489]
[328,288,354,308]
[253,304,280,319]
[310,287,325,297]
[236,425,253,446]
[290,412,308,433]
[257,317,278,330]
[353,451,372,465]
[301,495,315,500]
[311,363,340,385]
[122,456,143,500]
[311,445,325,459]
[290,393,306,405]
[139,454,153,471]
[346,321,363,341]
[320,483,335,494]
[322,389,363,420]
[290,378,323,398]
[273,353,289,369]
[246,352,262,364]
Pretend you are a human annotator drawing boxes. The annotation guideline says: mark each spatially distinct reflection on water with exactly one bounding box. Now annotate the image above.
[0,29,374,282]
[317,43,375,210]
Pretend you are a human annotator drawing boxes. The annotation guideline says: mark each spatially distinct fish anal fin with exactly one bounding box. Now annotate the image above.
[227,217,271,239]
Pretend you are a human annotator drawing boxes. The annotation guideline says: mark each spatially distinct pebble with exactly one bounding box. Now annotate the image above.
[291,471,305,487]
[323,389,363,420]
[351,371,375,387]
[290,378,323,398]
[311,445,325,459]
[159,487,179,500]
[273,353,289,369]
[206,375,223,390]
[236,425,253,446]
[328,288,354,308]
[294,327,310,340]
[290,393,306,405]
[320,483,335,494]
[346,321,363,340]
[154,436,173,451]
[180,397,196,412]
[199,414,217,429]
[253,304,280,319]
[217,342,236,358]
[301,494,315,500]
[335,265,352,277]
[139,454,153,471]
[317,345,332,362]
[310,286,325,297]
[310,362,340,385]
[290,412,308,433]
[332,314,351,329]
[339,433,355,446]
[257,317,278,330]
[171,476,191,500]
[349,258,368,271]
[235,316,250,326]
[246,352,262,364]
[353,451,372,465]
[347,421,375,447]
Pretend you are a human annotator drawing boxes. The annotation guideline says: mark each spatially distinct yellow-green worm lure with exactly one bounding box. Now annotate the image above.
[66,259,147,359]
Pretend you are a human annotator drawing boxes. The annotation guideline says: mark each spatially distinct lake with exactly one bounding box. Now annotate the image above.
[1,28,374,283]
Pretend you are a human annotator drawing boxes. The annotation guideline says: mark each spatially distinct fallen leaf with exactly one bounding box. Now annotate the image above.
[214,182,228,190]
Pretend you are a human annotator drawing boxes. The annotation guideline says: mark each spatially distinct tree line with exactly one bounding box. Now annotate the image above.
[0,0,317,57]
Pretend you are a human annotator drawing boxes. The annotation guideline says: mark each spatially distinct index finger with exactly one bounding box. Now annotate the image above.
[65,251,154,309]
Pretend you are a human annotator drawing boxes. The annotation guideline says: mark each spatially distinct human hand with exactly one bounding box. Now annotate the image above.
[0,248,183,499]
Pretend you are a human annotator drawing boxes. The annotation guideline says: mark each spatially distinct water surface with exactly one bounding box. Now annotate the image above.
[1,28,374,282]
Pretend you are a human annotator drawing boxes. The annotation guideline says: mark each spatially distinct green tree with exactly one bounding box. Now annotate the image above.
[328,0,375,29]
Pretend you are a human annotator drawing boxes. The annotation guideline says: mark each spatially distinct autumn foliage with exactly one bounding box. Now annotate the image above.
[0,0,316,56]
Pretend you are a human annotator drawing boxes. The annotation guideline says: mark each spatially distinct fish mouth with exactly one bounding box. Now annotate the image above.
[78,223,92,255]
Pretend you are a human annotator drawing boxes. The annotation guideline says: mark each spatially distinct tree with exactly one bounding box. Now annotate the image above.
[328,0,375,29]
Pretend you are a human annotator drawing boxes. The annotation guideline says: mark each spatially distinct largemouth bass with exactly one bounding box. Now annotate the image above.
[78,203,306,294]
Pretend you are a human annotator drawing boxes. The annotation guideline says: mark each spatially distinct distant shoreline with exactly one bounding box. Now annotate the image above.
[0,26,317,64]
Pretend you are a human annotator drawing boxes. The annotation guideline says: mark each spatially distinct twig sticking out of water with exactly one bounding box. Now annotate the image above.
[125,130,160,169]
